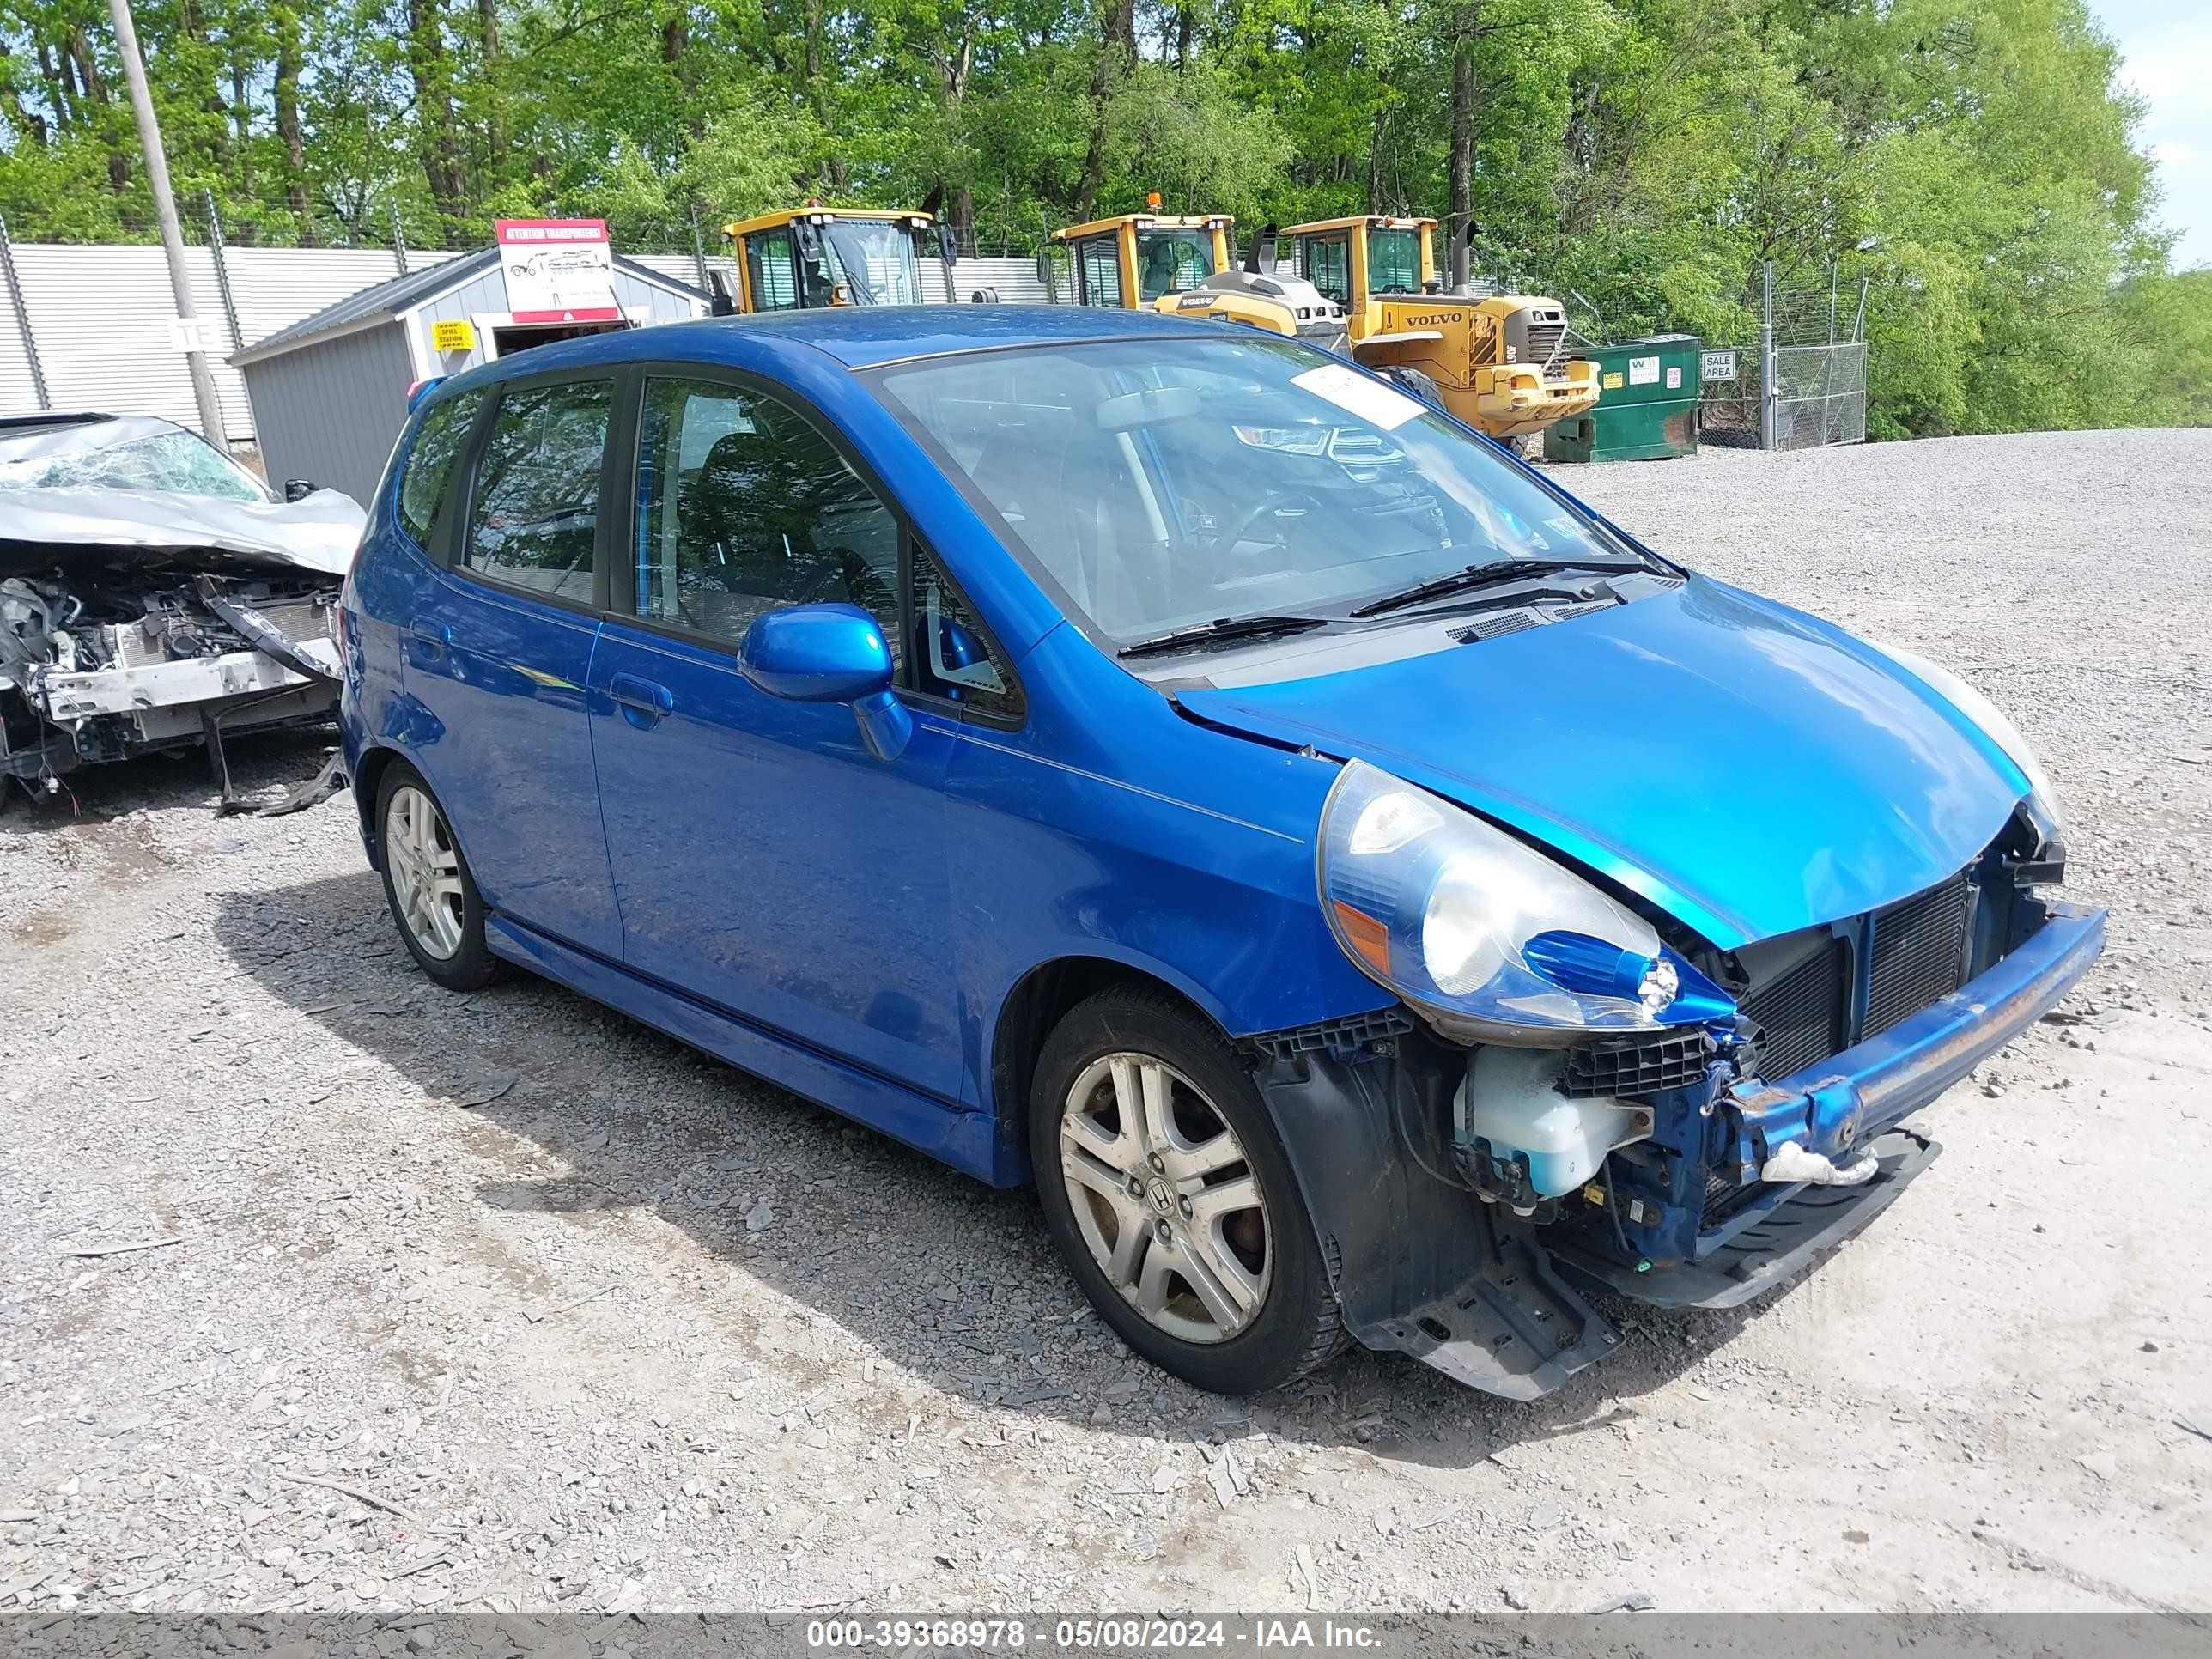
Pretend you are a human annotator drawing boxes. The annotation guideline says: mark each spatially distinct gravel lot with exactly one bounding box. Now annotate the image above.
[3,428,2209,1620]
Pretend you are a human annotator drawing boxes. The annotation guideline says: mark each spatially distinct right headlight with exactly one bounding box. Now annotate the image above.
[1318,759,1734,1044]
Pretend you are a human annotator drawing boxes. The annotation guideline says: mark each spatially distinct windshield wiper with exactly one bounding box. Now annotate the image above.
[1348,556,1642,619]
[1117,614,1328,660]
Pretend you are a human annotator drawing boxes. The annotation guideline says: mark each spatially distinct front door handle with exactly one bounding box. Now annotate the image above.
[410,619,453,657]
[609,672,674,728]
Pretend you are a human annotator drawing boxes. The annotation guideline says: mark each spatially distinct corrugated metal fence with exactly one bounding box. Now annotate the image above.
[0,239,465,441]
[0,240,1057,443]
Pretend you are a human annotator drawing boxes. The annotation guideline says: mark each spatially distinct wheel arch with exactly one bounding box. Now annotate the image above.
[988,953,1237,1179]
[351,742,402,864]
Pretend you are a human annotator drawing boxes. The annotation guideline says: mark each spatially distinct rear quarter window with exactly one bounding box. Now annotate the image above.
[398,391,484,550]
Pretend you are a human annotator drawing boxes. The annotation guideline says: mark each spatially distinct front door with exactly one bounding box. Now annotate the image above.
[405,373,623,961]
[1301,234,1352,307]
[586,369,969,1100]
[1074,235,1125,308]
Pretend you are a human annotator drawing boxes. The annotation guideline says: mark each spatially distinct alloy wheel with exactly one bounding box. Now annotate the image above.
[385,783,465,961]
[1058,1053,1273,1345]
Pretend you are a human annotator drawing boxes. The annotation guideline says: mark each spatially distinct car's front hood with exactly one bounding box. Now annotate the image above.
[0,486,365,578]
[1176,574,2031,949]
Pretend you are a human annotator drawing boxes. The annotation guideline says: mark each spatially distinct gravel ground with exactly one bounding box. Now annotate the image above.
[3,428,2209,1620]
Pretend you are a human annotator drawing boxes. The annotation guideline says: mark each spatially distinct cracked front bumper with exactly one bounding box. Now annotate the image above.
[1559,1127,1941,1309]
[1553,900,2106,1310]
[1722,900,2106,1176]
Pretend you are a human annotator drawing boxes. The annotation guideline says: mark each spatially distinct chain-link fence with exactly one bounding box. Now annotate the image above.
[1699,262,1868,450]
[1773,339,1867,448]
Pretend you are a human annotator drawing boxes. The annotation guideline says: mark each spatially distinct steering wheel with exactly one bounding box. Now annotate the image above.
[1212,490,1328,556]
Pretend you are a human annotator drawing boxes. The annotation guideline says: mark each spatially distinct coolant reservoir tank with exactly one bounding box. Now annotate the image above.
[1456,1046,1648,1200]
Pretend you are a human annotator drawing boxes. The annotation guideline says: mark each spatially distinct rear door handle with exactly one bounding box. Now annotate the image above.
[410,619,453,655]
[609,672,674,727]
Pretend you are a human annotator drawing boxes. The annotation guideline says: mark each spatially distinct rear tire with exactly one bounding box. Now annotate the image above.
[374,759,507,993]
[1030,986,1342,1395]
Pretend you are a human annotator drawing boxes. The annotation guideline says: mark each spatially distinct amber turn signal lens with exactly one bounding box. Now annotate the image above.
[1330,899,1391,978]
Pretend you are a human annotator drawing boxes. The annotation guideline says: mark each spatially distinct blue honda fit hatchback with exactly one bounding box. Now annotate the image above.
[338,306,2103,1399]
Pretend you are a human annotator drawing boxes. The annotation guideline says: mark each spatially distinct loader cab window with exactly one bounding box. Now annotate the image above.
[822,221,924,305]
[1368,229,1423,295]
[1134,230,1216,302]
[744,228,802,313]
[1303,236,1352,307]
[1075,238,1123,307]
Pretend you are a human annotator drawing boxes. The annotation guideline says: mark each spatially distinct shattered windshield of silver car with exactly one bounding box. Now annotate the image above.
[0,415,269,503]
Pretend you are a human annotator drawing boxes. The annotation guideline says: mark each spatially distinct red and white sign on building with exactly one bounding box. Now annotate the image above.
[495,219,621,325]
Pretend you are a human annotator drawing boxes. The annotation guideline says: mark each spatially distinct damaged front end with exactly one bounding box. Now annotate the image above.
[1,453,362,808]
[1252,765,2104,1401]
[2,566,339,782]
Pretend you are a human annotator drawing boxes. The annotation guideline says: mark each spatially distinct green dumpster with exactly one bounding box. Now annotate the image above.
[1542,333,1703,463]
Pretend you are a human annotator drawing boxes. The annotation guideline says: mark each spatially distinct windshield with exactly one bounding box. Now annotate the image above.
[1368,228,1423,295]
[823,221,923,305]
[873,336,1630,644]
[0,419,268,502]
[1133,229,1217,301]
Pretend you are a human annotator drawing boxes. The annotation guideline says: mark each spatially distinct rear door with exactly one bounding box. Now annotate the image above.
[404,372,623,960]
[585,367,1008,1103]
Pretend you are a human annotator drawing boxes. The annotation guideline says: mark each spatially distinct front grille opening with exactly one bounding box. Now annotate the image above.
[1740,937,1850,1081]
[1865,875,1974,1038]
[1527,322,1566,377]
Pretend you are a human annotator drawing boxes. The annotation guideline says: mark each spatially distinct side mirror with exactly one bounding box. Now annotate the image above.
[707,270,738,317]
[1035,250,1053,284]
[937,223,958,267]
[736,603,910,761]
[283,478,314,502]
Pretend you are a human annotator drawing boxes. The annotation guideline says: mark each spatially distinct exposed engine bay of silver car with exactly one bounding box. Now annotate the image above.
[1,478,359,797]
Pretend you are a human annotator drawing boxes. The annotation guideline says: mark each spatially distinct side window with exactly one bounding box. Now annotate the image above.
[398,389,483,549]
[634,375,900,657]
[1076,237,1123,307]
[1304,237,1350,306]
[912,546,1020,720]
[745,228,800,313]
[461,380,610,602]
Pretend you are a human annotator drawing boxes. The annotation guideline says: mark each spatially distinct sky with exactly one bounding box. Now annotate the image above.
[2092,0,2212,269]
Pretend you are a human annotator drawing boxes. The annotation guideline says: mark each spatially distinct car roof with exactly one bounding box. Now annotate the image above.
[452,304,1243,391]
[0,411,193,450]
[0,411,117,433]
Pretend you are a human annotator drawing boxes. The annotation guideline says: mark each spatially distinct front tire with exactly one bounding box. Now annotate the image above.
[1382,364,1446,410]
[1030,987,1342,1394]
[374,760,507,992]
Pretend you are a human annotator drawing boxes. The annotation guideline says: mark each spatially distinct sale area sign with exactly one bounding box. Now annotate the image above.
[495,219,620,324]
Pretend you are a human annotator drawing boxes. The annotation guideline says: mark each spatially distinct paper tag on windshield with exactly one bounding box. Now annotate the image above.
[1291,363,1425,432]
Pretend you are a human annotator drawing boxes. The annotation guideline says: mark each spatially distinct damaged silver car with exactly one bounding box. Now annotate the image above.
[0,412,365,807]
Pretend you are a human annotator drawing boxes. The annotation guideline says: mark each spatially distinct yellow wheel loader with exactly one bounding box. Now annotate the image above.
[1051,206,1235,308]
[1282,215,1599,440]
[1052,209,1351,355]
[716,205,957,313]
